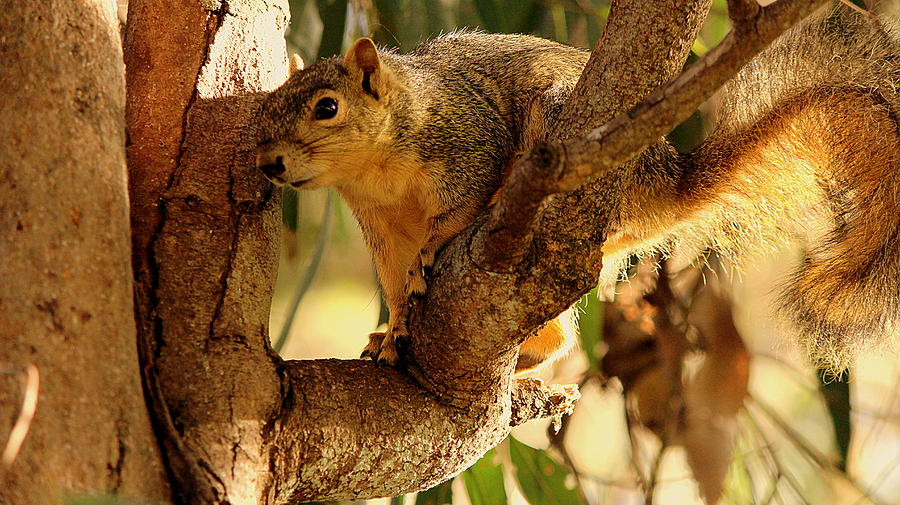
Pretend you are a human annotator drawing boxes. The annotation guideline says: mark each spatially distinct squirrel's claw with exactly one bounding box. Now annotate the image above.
[362,331,386,360]
[361,330,403,366]
[376,346,399,365]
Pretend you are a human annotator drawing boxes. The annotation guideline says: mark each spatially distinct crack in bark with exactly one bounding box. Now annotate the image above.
[134,4,230,504]
[170,6,225,198]
[106,416,128,492]
[34,299,64,333]
[228,381,240,483]
[207,163,242,349]
[203,1,240,351]
[198,457,229,502]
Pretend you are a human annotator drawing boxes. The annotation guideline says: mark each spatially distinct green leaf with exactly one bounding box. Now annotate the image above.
[423,0,455,37]
[667,54,705,153]
[818,369,852,471]
[315,0,348,59]
[416,479,453,505]
[286,0,324,63]
[577,288,603,372]
[508,437,585,505]
[377,287,389,327]
[461,449,508,505]
[477,0,544,34]
[371,0,423,50]
[667,108,705,153]
[514,0,545,35]
[723,437,757,505]
[549,3,567,42]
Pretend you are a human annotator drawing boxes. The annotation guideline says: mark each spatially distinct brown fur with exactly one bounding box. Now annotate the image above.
[256,6,899,372]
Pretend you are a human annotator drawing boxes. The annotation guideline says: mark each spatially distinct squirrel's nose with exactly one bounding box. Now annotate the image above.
[259,156,286,178]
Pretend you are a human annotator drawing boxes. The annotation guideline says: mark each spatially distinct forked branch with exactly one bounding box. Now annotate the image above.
[473,0,828,271]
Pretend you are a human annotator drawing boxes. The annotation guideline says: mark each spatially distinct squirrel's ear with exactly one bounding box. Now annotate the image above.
[288,53,304,76]
[343,37,380,75]
[343,38,385,99]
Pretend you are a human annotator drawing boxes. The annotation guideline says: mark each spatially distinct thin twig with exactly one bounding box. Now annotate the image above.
[547,376,595,505]
[738,420,781,505]
[747,396,888,505]
[624,403,652,492]
[738,417,785,505]
[644,440,667,505]
[851,451,900,505]
[548,424,592,505]
[733,432,763,505]
[743,409,815,505]
[634,267,689,505]
[856,362,900,468]
[839,0,876,18]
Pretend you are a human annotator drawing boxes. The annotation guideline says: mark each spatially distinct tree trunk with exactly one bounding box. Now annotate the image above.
[124,0,289,503]
[0,0,170,503]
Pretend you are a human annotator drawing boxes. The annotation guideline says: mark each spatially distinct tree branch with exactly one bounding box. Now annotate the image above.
[268,361,580,502]
[510,378,581,428]
[473,0,828,271]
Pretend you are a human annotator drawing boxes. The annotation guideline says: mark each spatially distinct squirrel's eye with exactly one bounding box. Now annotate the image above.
[314,97,338,120]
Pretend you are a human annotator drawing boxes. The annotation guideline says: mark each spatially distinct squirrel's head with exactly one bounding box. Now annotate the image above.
[255,38,399,191]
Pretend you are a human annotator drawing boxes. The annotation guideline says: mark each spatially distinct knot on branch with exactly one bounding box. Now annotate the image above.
[471,142,567,272]
[727,0,761,25]
[525,142,563,182]
[509,378,580,427]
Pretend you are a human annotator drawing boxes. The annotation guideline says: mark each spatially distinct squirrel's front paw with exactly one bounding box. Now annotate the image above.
[360,329,408,365]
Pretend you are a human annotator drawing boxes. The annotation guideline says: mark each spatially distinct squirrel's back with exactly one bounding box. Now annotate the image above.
[383,32,589,201]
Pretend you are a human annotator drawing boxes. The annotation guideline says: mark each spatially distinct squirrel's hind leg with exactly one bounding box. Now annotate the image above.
[516,308,578,372]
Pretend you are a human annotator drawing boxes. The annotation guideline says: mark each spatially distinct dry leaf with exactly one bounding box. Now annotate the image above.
[627,365,673,438]
[681,290,750,504]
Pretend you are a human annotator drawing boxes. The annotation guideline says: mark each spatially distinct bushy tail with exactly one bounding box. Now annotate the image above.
[694,6,900,369]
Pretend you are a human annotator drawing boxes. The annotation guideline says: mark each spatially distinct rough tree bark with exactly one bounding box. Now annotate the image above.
[125,1,288,503]
[0,0,170,503]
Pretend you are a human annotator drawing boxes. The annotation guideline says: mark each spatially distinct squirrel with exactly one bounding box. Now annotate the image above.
[256,4,899,372]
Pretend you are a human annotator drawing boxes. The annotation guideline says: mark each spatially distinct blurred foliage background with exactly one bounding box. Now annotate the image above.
[269,1,900,504]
